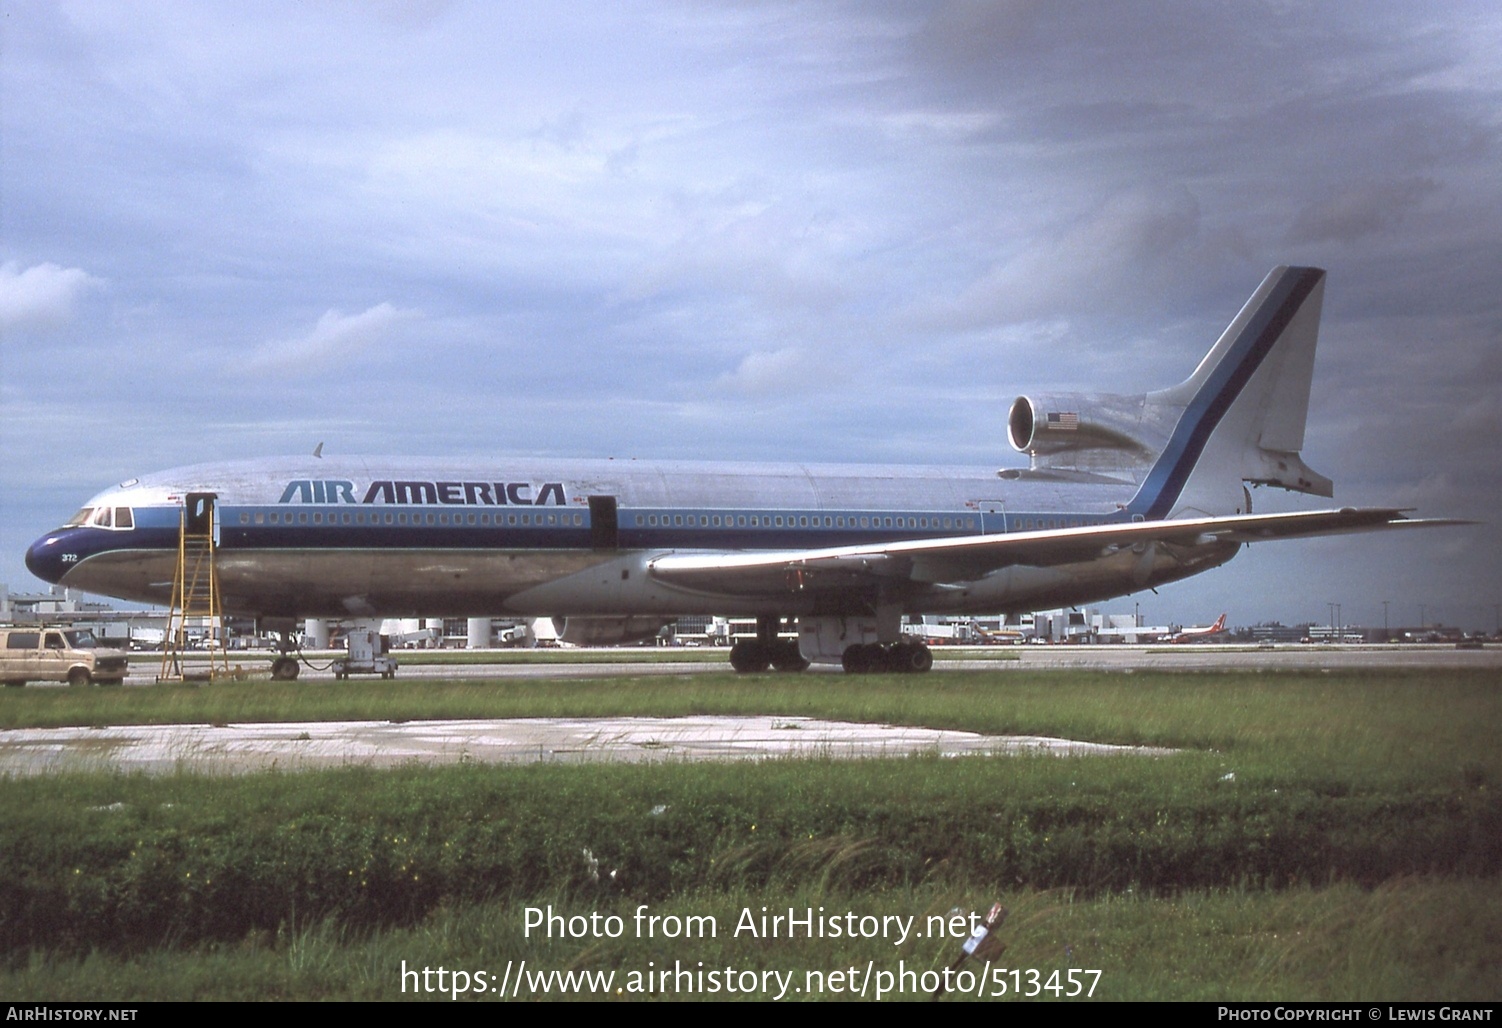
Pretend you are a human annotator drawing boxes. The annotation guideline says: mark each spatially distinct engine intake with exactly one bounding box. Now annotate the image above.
[1007,392,1154,463]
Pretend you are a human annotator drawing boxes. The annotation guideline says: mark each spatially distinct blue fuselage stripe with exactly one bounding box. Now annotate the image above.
[47,504,1119,563]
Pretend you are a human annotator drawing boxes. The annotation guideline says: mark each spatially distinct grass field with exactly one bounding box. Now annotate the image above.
[2,668,1498,1001]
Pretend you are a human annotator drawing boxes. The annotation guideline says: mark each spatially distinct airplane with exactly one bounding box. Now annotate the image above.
[24,266,1466,677]
[1168,612,1228,644]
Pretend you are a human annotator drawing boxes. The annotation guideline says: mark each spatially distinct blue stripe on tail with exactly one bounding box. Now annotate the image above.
[1127,267,1325,520]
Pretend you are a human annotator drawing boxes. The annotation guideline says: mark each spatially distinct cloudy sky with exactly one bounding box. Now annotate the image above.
[3,1,1499,631]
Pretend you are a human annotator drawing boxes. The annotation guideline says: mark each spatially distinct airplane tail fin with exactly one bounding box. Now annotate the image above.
[1127,266,1333,520]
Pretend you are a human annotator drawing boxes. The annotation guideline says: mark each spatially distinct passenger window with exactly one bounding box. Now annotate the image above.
[8,633,39,649]
[44,632,66,649]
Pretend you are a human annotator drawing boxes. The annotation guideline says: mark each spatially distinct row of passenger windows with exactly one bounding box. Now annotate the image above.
[1015,517,1087,530]
[239,510,585,527]
[630,513,978,531]
[234,509,984,531]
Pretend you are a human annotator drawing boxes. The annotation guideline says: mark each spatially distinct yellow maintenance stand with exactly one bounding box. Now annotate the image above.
[158,493,230,682]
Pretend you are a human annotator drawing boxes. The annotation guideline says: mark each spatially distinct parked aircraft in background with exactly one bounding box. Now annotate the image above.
[1169,613,1228,644]
[25,267,1463,675]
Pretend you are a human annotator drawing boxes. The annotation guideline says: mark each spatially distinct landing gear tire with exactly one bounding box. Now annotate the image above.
[771,640,810,673]
[270,656,300,681]
[897,642,934,673]
[730,641,770,673]
[841,644,874,674]
[841,641,933,674]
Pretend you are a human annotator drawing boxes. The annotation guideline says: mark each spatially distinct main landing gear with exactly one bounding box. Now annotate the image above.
[840,640,934,675]
[727,614,936,673]
[729,615,810,673]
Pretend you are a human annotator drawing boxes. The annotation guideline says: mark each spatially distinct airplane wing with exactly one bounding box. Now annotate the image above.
[646,508,1470,596]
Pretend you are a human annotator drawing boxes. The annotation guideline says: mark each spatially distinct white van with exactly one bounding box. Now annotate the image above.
[0,628,129,686]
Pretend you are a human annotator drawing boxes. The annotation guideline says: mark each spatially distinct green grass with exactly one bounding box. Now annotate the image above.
[3,669,1497,783]
[5,880,1498,1000]
[2,668,1499,1000]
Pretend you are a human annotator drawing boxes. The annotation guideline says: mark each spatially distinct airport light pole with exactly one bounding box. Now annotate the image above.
[1383,600,1390,641]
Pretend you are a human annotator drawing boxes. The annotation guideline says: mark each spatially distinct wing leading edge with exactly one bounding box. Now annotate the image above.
[646,508,1469,597]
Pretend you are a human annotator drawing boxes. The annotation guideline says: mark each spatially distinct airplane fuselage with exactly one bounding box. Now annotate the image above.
[26,454,1231,621]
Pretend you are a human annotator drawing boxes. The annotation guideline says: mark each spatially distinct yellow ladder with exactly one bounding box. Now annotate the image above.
[158,495,229,681]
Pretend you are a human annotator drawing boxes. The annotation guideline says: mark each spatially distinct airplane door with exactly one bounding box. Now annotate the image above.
[589,496,618,550]
[185,492,218,543]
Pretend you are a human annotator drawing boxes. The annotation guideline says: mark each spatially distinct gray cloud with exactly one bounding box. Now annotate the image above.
[1285,179,1440,245]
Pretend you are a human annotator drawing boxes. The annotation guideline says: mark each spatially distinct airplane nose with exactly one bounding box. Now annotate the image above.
[25,532,67,585]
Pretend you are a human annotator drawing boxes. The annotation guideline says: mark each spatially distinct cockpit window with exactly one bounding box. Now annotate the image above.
[73,506,134,530]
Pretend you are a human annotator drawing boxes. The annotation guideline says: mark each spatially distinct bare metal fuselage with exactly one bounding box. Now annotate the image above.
[31,454,1233,620]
